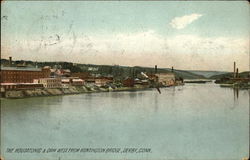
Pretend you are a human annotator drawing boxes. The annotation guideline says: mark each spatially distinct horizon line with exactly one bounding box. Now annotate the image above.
[1,58,247,73]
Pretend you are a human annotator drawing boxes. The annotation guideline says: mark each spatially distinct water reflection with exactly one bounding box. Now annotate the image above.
[233,87,239,100]
[1,83,249,160]
[232,87,250,100]
[154,93,158,112]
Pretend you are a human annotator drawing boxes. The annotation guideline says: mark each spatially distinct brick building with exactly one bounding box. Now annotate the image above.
[1,83,44,91]
[123,77,134,87]
[0,67,51,83]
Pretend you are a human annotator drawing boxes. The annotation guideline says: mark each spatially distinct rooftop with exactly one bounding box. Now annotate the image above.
[72,79,84,82]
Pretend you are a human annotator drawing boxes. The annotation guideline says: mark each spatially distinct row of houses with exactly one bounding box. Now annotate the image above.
[0,77,114,91]
[122,72,176,87]
[0,61,179,92]
[1,72,176,91]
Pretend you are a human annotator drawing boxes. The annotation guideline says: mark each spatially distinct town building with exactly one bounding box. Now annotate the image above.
[155,73,176,86]
[95,77,113,87]
[141,79,149,85]
[72,79,85,86]
[85,78,95,84]
[50,68,71,77]
[123,77,134,87]
[0,66,51,83]
[34,78,62,88]
[147,74,158,82]
[61,77,85,87]
[61,79,71,88]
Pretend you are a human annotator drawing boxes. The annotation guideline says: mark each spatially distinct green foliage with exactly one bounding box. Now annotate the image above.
[1,58,208,79]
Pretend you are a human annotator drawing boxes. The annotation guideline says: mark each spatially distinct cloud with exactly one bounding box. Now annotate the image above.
[170,13,203,29]
[1,30,249,71]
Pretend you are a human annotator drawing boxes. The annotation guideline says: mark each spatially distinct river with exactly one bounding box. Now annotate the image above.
[1,83,249,160]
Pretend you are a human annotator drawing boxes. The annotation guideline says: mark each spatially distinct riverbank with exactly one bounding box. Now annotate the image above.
[184,79,212,83]
[1,85,156,99]
[220,82,250,89]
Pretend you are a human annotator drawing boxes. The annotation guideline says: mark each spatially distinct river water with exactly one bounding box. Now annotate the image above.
[1,83,249,160]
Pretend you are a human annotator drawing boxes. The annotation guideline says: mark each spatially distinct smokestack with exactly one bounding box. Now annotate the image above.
[9,57,12,67]
[171,66,174,72]
[155,65,157,74]
[236,68,239,78]
[233,62,236,78]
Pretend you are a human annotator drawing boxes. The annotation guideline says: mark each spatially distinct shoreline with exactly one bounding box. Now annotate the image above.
[219,83,250,89]
[0,85,161,99]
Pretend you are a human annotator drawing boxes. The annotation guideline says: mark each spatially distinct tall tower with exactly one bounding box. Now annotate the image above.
[9,56,12,67]
[233,62,236,78]
[236,68,239,78]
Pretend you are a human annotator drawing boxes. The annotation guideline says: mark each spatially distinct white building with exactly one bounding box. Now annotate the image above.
[155,73,175,86]
[61,79,70,88]
[61,77,85,87]
[95,78,113,87]
[72,79,84,86]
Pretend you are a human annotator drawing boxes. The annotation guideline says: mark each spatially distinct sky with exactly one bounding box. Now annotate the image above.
[1,1,250,71]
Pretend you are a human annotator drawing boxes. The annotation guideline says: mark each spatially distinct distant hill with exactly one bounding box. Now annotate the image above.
[188,70,229,78]
[164,68,206,79]
[210,71,250,79]
[0,58,211,79]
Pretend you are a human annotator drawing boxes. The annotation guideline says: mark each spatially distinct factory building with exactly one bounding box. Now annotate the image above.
[0,67,51,83]
[155,73,176,86]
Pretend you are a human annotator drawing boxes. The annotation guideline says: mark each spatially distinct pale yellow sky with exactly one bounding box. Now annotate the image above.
[1,1,249,71]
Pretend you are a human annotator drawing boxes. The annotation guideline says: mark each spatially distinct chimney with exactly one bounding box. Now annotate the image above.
[233,62,236,78]
[236,68,239,78]
[155,65,158,74]
[9,56,12,67]
[171,66,174,72]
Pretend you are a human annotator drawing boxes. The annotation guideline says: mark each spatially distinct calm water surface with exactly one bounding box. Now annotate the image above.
[1,83,249,160]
